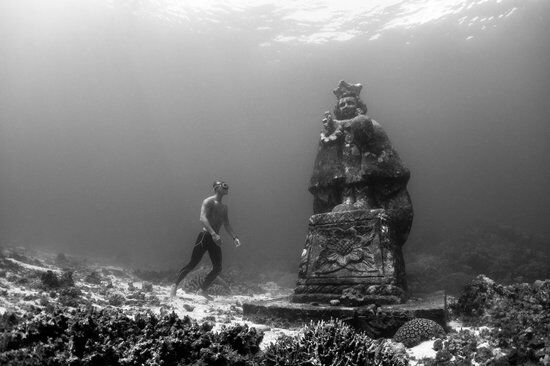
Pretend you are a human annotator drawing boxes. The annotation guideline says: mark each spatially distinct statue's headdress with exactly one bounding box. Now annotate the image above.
[333,80,363,99]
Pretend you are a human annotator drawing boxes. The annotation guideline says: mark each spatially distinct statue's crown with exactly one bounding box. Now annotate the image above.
[333,80,362,99]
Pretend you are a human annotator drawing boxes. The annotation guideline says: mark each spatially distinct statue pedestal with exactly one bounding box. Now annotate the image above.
[292,209,407,306]
[243,292,447,339]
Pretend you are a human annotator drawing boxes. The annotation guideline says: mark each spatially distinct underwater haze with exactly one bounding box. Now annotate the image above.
[1,0,549,271]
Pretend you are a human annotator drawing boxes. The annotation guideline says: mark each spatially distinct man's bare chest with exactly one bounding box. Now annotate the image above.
[208,202,226,219]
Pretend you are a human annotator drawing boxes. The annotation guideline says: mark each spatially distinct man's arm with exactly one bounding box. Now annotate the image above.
[223,206,241,246]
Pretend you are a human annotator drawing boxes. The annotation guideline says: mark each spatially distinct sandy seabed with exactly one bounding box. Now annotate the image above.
[2,246,548,365]
[0,247,299,351]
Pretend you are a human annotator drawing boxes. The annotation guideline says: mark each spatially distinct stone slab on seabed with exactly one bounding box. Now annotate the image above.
[243,291,447,339]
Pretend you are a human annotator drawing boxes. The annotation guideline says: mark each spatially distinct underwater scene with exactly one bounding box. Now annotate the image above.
[1,0,549,365]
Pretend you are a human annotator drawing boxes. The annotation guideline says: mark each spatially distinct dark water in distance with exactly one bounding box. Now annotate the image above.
[1,0,549,270]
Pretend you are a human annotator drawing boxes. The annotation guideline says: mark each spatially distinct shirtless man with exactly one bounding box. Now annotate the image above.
[171,180,241,299]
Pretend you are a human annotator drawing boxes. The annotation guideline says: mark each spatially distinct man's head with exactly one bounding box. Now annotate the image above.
[213,180,229,195]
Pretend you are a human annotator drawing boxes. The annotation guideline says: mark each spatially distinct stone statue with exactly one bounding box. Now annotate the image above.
[310,80,412,247]
[293,81,413,305]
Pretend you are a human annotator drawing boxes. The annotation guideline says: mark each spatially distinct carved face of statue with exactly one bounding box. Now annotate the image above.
[338,96,358,119]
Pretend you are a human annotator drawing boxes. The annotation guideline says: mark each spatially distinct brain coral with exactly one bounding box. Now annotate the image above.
[393,318,445,347]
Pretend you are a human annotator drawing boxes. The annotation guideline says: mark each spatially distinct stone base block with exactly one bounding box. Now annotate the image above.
[293,209,407,306]
[243,291,447,339]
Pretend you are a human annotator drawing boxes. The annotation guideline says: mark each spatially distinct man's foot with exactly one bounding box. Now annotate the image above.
[170,285,177,298]
[198,289,213,301]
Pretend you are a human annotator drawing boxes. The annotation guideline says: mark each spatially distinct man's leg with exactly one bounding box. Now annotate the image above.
[200,240,222,292]
[171,232,208,297]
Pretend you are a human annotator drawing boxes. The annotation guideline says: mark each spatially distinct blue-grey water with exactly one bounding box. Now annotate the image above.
[1,0,549,271]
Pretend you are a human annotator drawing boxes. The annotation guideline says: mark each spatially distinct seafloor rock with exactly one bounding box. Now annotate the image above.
[454,274,506,317]
[127,290,146,302]
[183,303,195,312]
[147,294,161,306]
[39,270,59,288]
[393,318,445,347]
[474,346,493,364]
[417,328,478,366]
[141,281,153,292]
[433,338,443,351]
[58,287,84,307]
[59,270,75,287]
[434,349,452,364]
[107,291,126,306]
[84,270,102,284]
[40,270,74,289]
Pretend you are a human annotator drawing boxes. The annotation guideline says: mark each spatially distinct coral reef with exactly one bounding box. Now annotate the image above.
[263,319,408,366]
[0,308,264,365]
[451,275,550,364]
[0,308,412,365]
[393,318,445,347]
[403,275,550,365]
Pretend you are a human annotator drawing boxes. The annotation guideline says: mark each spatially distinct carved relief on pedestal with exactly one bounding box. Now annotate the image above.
[311,225,379,275]
[305,213,386,278]
[294,209,404,305]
